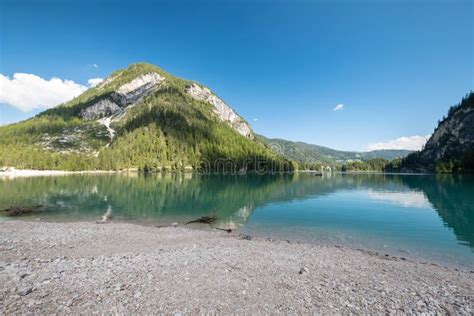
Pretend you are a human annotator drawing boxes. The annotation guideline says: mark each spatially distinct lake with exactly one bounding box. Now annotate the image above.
[0,173,472,269]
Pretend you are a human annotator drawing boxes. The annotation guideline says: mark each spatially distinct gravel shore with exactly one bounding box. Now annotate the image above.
[0,221,472,314]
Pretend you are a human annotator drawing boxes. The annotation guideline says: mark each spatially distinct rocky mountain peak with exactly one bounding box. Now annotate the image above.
[116,73,165,100]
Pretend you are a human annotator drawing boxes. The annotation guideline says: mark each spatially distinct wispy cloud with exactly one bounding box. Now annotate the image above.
[0,73,102,112]
[332,104,344,111]
[92,64,98,68]
[367,135,430,151]
[88,78,104,87]
[252,118,259,122]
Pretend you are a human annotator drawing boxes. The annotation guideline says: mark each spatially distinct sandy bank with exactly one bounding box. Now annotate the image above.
[0,169,117,179]
[0,221,472,314]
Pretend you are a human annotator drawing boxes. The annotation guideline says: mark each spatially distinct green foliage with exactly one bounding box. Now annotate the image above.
[435,151,474,173]
[341,158,390,172]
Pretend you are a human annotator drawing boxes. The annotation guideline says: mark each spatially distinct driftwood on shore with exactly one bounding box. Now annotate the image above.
[185,216,216,225]
[2,205,43,217]
[214,227,232,233]
[95,208,113,224]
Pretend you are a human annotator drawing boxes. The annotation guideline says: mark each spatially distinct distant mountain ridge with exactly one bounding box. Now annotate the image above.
[257,135,412,165]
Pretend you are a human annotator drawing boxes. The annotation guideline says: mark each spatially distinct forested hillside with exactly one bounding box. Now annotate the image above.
[0,63,294,172]
[257,135,412,168]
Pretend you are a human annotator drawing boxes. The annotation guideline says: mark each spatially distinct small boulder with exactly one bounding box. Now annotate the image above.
[299,267,309,274]
[18,286,33,296]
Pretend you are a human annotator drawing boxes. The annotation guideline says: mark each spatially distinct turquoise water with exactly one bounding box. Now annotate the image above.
[0,173,472,269]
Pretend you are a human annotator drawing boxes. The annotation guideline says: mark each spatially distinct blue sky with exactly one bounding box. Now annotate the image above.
[0,0,472,151]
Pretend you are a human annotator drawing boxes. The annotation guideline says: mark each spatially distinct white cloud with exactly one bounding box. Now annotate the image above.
[252,118,258,122]
[332,104,344,111]
[367,135,430,151]
[368,190,432,208]
[0,73,102,112]
[92,64,98,68]
[88,78,104,87]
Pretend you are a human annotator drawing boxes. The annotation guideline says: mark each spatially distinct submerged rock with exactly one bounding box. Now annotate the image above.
[3,205,43,217]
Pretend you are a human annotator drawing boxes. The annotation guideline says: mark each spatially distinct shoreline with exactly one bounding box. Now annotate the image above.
[4,217,472,272]
[0,169,118,178]
[1,220,472,313]
[0,168,445,179]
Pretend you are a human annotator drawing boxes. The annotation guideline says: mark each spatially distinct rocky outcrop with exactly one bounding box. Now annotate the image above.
[80,99,121,120]
[80,73,165,120]
[419,94,474,161]
[112,73,165,106]
[399,93,474,172]
[185,83,253,138]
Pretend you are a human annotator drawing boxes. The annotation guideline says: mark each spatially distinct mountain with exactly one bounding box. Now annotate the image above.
[257,135,412,165]
[0,63,294,172]
[398,92,474,173]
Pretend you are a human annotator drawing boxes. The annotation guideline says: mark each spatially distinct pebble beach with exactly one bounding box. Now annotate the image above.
[0,220,472,314]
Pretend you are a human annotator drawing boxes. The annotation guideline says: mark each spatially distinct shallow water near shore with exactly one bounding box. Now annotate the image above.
[0,172,472,269]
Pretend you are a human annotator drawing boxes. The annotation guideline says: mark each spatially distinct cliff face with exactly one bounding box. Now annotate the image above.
[421,96,474,161]
[401,93,474,172]
[185,83,253,139]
